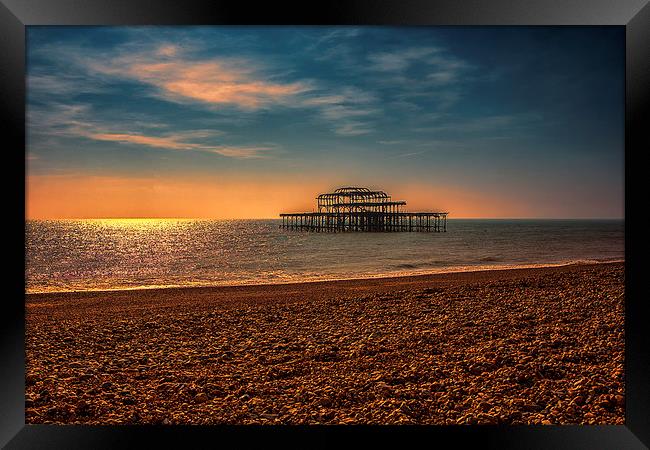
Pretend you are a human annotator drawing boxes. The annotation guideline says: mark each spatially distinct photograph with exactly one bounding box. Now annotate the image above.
[25,25,625,425]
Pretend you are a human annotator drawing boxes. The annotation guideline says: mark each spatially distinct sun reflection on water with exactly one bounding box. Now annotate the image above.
[26,219,625,294]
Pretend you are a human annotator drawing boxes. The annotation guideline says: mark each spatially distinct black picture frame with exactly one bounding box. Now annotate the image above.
[2,0,648,448]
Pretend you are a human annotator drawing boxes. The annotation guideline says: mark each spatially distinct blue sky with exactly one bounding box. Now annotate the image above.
[26,26,624,218]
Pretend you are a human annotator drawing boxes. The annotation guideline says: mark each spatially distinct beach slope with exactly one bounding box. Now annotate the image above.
[25,262,624,425]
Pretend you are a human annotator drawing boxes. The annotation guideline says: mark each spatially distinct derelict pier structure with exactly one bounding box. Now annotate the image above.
[280,187,448,232]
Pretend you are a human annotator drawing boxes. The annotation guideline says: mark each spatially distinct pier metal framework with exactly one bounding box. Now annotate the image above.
[280,186,448,232]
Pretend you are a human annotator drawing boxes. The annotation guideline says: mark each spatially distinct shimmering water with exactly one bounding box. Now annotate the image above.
[25,219,624,293]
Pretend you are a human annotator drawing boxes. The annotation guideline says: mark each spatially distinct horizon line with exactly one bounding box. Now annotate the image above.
[25,216,625,221]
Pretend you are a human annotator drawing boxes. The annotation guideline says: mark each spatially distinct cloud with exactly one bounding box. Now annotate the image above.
[28,102,274,159]
[368,47,442,72]
[87,132,198,150]
[366,46,473,113]
[427,56,470,80]
[319,105,379,121]
[70,41,380,136]
[389,150,429,158]
[304,28,364,64]
[87,46,312,110]
[28,73,101,96]
[207,146,273,159]
[30,35,477,142]
[309,28,363,47]
[334,122,374,136]
[27,103,94,138]
[32,36,389,138]
[85,131,272,159]
[412,113,542,135]
[155,44,180,57]
[301,87,379,136]
[378,140,409,145]
[367,46,470,86]
[105,45,381,135]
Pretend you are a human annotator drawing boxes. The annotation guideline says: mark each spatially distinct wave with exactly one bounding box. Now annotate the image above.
[479,256,501,262]
[26,258,625,295]
[392,263,421,269]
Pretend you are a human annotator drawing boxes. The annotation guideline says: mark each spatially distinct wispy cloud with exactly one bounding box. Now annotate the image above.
[110,45,382,136]
[86,132,201,150]
[333,122,374,136]
[40,40,382,137]
[27,73,110,97]
[378,140,409,145]
[305,28,363,49]
[30,39,312,110]
[27,103,180,154]
[425,58,471,86]
[89,49,312,110]
[80,130,274,159]
[366,46,473,114]
[368,47,442,72]
[155,44,180,57]
[27,103,94,137]
[303,28,364,65]
[413,113,542,134]
[28,102,275,159]
[209,146,274,159]
[388,149,429,158]
[367,46,470,85]
[301,87,380,136]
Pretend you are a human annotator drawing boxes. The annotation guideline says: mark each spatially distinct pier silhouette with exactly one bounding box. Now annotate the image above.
[280,187,448,232]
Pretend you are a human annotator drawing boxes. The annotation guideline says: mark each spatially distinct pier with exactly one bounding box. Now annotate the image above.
[280,187,448,232]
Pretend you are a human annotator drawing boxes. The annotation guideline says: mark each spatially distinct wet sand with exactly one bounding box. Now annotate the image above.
[25,262,625,425]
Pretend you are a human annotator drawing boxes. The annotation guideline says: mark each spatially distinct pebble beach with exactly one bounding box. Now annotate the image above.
[25,262,625,425]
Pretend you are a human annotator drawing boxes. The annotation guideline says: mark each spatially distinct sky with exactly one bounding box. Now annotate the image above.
[26,26,624,219]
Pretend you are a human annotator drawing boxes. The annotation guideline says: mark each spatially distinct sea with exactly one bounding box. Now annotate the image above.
[25,219,624,294]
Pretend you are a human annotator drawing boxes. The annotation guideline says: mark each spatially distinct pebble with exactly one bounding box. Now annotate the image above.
[24,263,624,425]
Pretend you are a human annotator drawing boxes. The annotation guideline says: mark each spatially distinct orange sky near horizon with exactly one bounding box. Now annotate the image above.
[26,175,624,220]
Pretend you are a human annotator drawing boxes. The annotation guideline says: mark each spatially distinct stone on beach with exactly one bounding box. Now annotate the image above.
[25,263,624,425]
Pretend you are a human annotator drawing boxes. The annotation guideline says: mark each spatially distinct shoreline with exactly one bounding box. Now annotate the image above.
[26,259,624,298]
[26,261,624,323]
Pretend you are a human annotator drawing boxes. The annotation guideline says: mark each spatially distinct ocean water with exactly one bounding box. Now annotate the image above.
[25,219,624,294]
